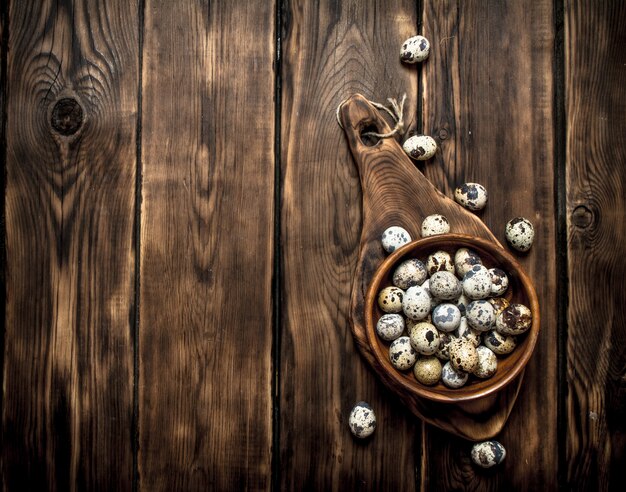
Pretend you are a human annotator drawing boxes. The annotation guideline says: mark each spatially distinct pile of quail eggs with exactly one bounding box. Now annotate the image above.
[376,223,532,389]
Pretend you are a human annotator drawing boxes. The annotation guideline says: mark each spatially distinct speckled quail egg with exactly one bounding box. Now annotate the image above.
[402,285,431,320]
[489,268,509,296]
[429,271,462,300]
[455,293,471,315]
[483,330,517,355]
[455,317,481,347]
[473,346,498,379]
[377,286,404,313]
[454,183,488,211]
[348,401,377,439]
[381,226,412,253]
[426,250,455,276]
[441,361,469,388]
[421,214,450,237]
[376,314,405,341]
[432,303,462,332]
[413,356,442,386]
[435,332,453,360]
[392,258,428,289]
[403,134,437,161]
[409,322,440,355]
[471,441,506,468]
[462,264,492,299]
[496,303,532,335]
[505,217,535,252]
[465,300,496,332]
[400,35,430,64]
[488,297,510,316]
[448,338,479,373]
[454,248,483,278]
[389,336,418,370]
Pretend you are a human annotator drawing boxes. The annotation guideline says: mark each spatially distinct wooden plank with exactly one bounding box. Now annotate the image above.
[139,0,275,489]
[564,1,626,489]
[279,1,420,489]
[2,0,138,489]
[420,0,558,489]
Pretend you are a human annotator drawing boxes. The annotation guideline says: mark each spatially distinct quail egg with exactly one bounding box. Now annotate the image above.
[432,303,462,332]
[376,313,405,341]
[462,264,492,300]
[435,332,453,360]
[402,285,431,320]
[392,258,428,289]
[455,293,471,315]
[413,356,442,386]
[454,183,488,211]
[488,297,510,316]
[403,135,437,161]
[483,330,517,355]
[429,271,462,300]
[389,336,418,370]
[496,303,532,335]
[473,346,498,379]
[408,322,440,355]
[441,361,469,388]
[505,217,534,252]
[381,226,412,253]
[454,248,483,278]
[426,250,455,275]
[448,338,479,373]
[421,214,450,237]
[400,35,430,63]
[455,317,481,347]
[348,401,377,439]
[465,300,496,332]
[377,286,404,313]
[471,441,506,468]
[489,268,509,296]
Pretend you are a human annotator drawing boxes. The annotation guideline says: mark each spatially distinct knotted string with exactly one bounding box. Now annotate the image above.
[336,93,407,139]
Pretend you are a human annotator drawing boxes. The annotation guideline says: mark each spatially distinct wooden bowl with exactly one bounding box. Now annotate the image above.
[365,233,540,403]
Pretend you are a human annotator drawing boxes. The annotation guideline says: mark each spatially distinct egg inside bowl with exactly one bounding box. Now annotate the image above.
[365,233,540,403]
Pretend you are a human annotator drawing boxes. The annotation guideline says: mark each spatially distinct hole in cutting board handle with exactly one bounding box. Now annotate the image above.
[359,124,382,147]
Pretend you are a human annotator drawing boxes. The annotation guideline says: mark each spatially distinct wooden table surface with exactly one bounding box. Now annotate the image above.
[1,0,624,490]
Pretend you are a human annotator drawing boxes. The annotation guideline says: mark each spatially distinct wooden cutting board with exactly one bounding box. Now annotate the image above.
[339,93,523,441]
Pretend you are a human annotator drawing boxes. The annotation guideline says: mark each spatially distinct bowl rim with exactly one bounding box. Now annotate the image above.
[365,233,541,403]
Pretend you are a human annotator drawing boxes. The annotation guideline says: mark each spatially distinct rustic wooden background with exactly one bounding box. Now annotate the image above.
[1,0,624,490]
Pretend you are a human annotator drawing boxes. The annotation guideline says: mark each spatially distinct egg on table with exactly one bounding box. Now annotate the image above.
[505,217,535,252]
[403,135,437,161]
[400,35,431,63]
[454,183,488,211]
[421,214,450,237]
[381,226,412,253]
[348,401,377,439]
[471,441,506,468]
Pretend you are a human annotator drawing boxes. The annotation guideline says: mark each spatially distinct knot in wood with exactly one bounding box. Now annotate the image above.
[572,204,593,229]
[438,128,449,140]
[51,98,84,135]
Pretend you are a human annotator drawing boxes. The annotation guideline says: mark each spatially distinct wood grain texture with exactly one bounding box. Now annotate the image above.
[340,95,530,441]
[2,0,138,489]
[565,1,626,489]
[139,0,275,489]
[420,0,558,489]
[279,1,420,489]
